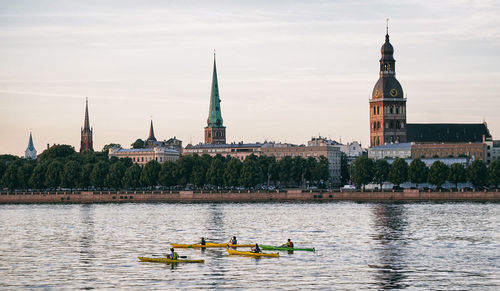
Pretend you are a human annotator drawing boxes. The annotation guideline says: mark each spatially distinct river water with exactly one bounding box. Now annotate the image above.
[1,202,499,290]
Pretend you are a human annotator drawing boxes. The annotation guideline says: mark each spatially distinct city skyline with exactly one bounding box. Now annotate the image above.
[1,1,499,156]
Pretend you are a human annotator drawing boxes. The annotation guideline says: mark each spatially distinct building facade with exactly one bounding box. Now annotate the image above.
[369,28,407,147]
[80,98,94,152]
[411,143,486,161]
[204,54,226,144]
[24,132,37,160]
[486,140,500,164]
[368,143,412,160]
[108,147,180,166]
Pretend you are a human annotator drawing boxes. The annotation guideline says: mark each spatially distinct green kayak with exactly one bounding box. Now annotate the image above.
[260,245,315,252]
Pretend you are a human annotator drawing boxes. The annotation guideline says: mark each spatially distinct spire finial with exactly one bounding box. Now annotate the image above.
[386,18,389,35]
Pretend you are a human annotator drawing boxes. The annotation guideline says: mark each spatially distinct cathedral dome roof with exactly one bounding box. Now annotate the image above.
[372,77,404,99]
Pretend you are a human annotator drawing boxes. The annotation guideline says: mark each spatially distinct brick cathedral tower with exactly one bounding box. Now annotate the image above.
[369,22,407,147]
[204,53,226,144]
[80,97,94,152]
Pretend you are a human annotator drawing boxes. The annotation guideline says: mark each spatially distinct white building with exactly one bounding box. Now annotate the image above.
[368,143,412,160]
[486,140,500,164]
[109,147,179,166]
[24,132,37,160]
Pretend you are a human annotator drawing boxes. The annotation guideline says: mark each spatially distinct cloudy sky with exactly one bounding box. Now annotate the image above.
[1,0,499,155]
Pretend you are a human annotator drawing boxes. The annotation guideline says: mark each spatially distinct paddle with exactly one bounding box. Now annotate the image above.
[152,254,188,259]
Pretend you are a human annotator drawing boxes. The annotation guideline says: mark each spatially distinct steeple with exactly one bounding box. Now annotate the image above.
[369,23,407,147]
[204,52,226,144]
[147,120,157,142]
[80,97,94,152]
[25,131,37,159]
[84,97,90,130]
[207,53,224,128]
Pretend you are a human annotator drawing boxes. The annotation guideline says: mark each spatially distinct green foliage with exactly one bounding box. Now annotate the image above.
[61,160,81,188]
[312,156,330,183]
[29,162,48,189]
[388,158,408,186]
[350,156,374,189]
[290,156,307,186]
[224,158,242,187]
[123,164,141,188]
[131,139,145,149]
[159,161,177,187]
[80,164,94,188]
[39,145,76,162]
[448,163,466,187]
[278,156,293,186]
[102,143,122,153]
[175,155,194,185]
[489,160,500,187]
[140,160,161,186]
[466,160,488,188]
[106,162,127,189]
[408,159,429,185]
[340,153,350,186]
[1,160,22,190]
[90,161,109,187]
[206,157,225,186]
[45,161,64,188]
[373,159,390,187]
[190,156,209,187]
[428,161,449,187]
[239,156,262,188]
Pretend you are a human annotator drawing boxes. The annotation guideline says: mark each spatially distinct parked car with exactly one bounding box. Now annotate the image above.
[342,185,356,190]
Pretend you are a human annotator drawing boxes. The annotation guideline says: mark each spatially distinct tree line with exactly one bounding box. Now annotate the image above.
[350,156,500,190]
[0,144,331,190]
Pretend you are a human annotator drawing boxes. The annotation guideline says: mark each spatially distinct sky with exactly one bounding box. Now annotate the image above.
[1,0,499,156]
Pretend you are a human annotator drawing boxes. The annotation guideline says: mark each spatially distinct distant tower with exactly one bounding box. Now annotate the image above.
[369,21,407,147]
[80,98,94,152]
[204,53,226,144]
[145,119,157,147]
[25,131,37,159]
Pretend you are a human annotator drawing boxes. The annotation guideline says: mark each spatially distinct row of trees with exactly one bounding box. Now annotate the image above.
[350,156,500,189]
[0,145,331,190]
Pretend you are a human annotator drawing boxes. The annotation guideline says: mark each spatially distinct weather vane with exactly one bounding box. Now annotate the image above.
[386,18,389,34]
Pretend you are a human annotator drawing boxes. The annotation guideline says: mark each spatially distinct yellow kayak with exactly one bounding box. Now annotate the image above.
[171,242,256,248]
[138,256,204,263]
[226,249,279,257]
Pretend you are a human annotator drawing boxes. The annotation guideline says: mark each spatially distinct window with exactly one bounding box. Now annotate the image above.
[390,107,393,114]
[373,107,376,115]
[377,106,380,115]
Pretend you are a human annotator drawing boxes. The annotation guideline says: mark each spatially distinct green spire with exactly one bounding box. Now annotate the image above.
[27,131,35,151]
[207,53,224,128]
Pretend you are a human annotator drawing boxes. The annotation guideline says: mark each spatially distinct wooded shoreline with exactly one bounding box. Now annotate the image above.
[1,189,499,204]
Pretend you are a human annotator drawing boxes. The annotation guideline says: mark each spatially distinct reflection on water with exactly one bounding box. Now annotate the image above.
[371,204,408,289]
[0,203,499,290]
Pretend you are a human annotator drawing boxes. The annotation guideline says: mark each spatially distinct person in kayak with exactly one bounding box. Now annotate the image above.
[282,239,294,248]
[228,236,237,245]
[251,243,262,253]
[167,248,179,260]
[200,237,206,246]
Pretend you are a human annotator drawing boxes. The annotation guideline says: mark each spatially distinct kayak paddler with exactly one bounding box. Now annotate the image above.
[200,237,206,246]
[282,239,294,248]
[228,236,237,245]
[251,243,262,253]
[167,247,179,260]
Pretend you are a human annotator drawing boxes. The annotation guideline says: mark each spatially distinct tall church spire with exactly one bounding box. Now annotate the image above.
[25,131,37,159]
[84,97,90,130]
[147,119,157,142]
[207,53,224,128]
[204,52,226,144]
[80,97,94,152]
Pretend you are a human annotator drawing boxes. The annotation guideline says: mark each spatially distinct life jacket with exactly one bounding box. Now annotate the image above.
[286,241,294,248]
[171,252,179,260]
